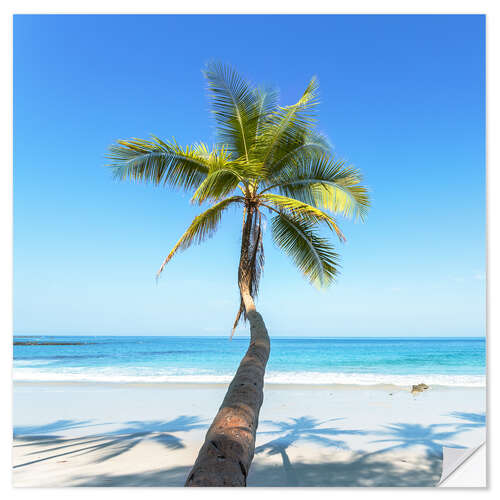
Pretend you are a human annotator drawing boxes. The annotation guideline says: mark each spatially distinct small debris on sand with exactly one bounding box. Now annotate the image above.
[411,383,429,394]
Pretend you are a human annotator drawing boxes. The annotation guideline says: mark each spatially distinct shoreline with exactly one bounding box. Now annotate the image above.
[13,380,485,391]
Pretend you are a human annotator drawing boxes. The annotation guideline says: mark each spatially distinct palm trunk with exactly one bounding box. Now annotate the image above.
[185,206,271,487]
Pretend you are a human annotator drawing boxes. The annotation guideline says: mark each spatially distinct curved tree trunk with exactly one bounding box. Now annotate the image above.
[185,205,271,486]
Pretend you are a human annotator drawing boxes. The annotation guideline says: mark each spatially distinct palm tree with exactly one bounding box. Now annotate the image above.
[107,62,370,486]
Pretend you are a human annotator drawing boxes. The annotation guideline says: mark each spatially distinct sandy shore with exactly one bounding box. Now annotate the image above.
[12,382,485,487]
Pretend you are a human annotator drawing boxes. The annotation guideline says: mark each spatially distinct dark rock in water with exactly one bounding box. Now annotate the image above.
[411,383,429,394]
[13,341,91,346]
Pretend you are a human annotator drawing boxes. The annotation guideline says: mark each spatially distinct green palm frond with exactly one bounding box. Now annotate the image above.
[156,196,242,278]
[260,193,345,242]
[255,77,319,170]
[188,145,242,204]
[271,212,340,287]
[108,136,210,191]
[204,62,263,161]
[253,87,280,141]
[262,131,331,180]
[190,153,265,205]
[265,153,370,221]
[191,167,244,204]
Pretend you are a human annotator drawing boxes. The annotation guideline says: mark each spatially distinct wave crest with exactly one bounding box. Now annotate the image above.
[13,368,485,387]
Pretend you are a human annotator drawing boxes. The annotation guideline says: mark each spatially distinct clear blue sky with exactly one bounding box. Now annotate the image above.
[13,14,485,337]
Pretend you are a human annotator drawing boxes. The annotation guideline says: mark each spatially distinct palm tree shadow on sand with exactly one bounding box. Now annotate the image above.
[447,411,486,431]
[14,419,100,439]
[14,416,482,486]
[249,418,477,487]
[366,422,467,459]
[13,416,205,469]
[254,417,366,486]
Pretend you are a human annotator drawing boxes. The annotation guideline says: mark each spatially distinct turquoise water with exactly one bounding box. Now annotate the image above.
[13,336,485,387]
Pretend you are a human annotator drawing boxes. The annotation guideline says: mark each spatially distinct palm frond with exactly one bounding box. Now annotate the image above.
[263,131,331,179]
[108,136,210,192]
[204,61,262,160]
[190,155,264,205]
[256,77,319,169]
[252,86,280,141]
[271,213,340,287]
[264,153,370,221]
[190,168,243,204]
[261,193,345,242]
[156,196,242,278]
[187,145,244,204]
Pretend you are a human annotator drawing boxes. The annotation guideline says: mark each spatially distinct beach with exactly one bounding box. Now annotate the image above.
[13,336,486,486]
[13,381,485,487]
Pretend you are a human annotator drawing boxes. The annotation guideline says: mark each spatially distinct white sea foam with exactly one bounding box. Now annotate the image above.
[14,360,53,367]
[12,368,485,387]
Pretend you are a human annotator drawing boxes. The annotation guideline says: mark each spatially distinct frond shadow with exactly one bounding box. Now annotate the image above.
[13,415,205,469]
[14,419,98,437]
[255,416,367,486]
[447,412,486,431]
[367,422,467,458]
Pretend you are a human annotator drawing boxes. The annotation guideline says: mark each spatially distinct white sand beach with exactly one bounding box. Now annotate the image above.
[12,382,485,487]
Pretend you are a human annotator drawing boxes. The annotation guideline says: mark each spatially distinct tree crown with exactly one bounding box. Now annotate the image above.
[108,62,370,294]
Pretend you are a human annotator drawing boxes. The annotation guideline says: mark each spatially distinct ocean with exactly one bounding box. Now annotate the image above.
[13,335,486,387]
